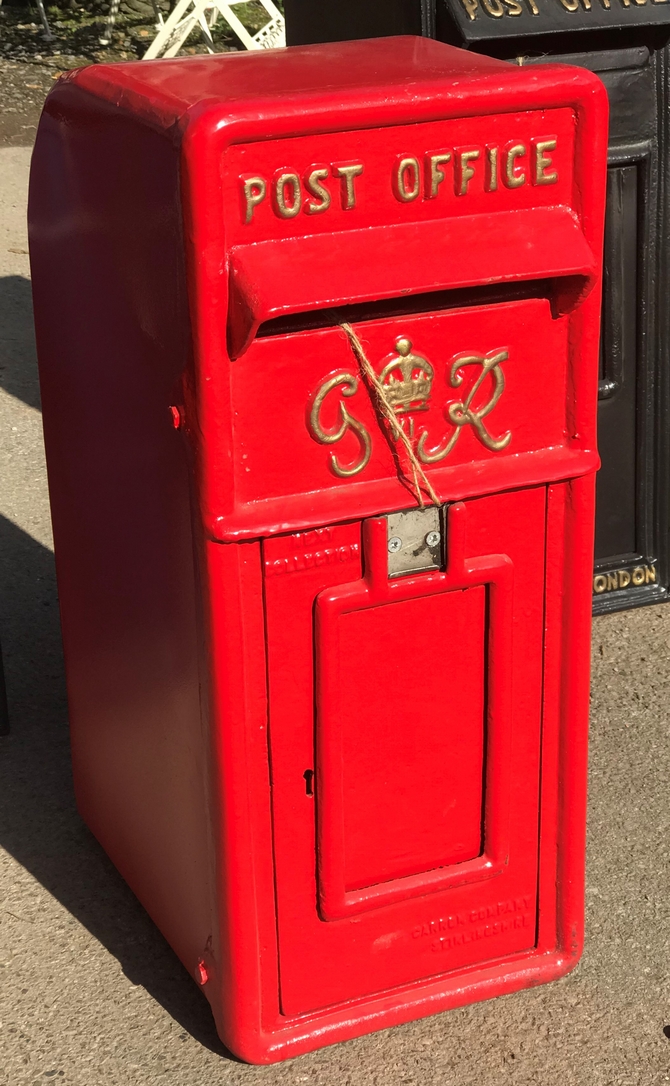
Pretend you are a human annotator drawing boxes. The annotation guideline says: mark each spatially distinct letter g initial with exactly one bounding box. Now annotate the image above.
[308,374,372,477]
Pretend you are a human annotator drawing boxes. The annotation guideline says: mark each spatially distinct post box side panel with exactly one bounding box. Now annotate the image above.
[28,98,216,974]
[264,487,545,1016]
[527,476,592,964]
[551,474,593,958]
[202,539,278,1052]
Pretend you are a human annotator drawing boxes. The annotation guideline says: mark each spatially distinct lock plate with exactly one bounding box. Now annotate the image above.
[386,506,445,578]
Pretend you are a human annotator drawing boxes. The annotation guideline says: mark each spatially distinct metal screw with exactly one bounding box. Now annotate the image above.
[425,530,441,548]
[388,536,403,554]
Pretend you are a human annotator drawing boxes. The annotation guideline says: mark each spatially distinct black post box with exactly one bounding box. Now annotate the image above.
[284,0,670,614]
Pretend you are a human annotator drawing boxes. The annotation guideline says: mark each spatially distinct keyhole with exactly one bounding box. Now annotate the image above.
[303,769,314,796]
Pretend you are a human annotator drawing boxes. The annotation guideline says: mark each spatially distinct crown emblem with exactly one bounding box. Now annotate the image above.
[379,337,434,414]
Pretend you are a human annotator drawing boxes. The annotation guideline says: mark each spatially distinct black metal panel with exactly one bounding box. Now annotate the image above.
[523,47,666,613]
[549,49,667,613]
[436,0,670,45]
[0,638,8,736]
[595,163,639,562]
[282,2,670,613]
[284,0,430,45]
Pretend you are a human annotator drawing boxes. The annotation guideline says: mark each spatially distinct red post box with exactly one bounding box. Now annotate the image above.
[28,38,608,1063]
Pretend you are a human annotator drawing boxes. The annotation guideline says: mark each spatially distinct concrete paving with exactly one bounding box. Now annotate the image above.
[1,143,669,1085]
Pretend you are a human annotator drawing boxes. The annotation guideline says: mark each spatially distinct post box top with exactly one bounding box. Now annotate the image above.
[53,35,604,141]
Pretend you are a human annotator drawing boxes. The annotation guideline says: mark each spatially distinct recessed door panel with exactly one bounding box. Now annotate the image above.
[264,487,546,1016]
[333,587,486,894]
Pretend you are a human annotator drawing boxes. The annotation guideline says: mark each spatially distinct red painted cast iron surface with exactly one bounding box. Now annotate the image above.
[28,37,608,1062]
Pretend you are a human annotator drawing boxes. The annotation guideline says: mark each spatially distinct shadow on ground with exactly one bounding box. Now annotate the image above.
[0,270,230,1058]
[0,274,41,408]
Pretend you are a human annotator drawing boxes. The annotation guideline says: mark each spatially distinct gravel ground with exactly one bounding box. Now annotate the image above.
[0,0,274,145]
[0,59,63,146]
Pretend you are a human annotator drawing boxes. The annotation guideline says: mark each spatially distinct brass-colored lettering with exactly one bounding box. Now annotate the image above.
[532,138,558,186]
[485,146,499,192]
[425,153,452,199]
[634,0,647,5]
[332,163,363,210]
[620,0,631,8]
[599,0,611,7]
[481,0,504,14]
[393,156,421,202]
[632,566,645,585]
[593,575,607,593]
[503,143,526,188]
[646,563,657,583]
[273,171,301,219]
[241,175,267,224]
[308,374,372,477]
[455,148,481,196]
[304,167,331,215]
[606,572,618,591]
[503,0,524,12]
[581,0,592,9]
[418,349,511,464]
[559,0,579,9]
[524,0,540,11]
[461,0,479,15]
[618,569,631,589]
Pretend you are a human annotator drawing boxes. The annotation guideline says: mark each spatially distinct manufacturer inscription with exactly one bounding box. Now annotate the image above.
[412,894,533,953]
[262,525,360,577]
[432,910,532,952]
[593,563,657,595]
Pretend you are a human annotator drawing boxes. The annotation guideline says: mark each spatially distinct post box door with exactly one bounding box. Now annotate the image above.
[264,485,546,1015]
